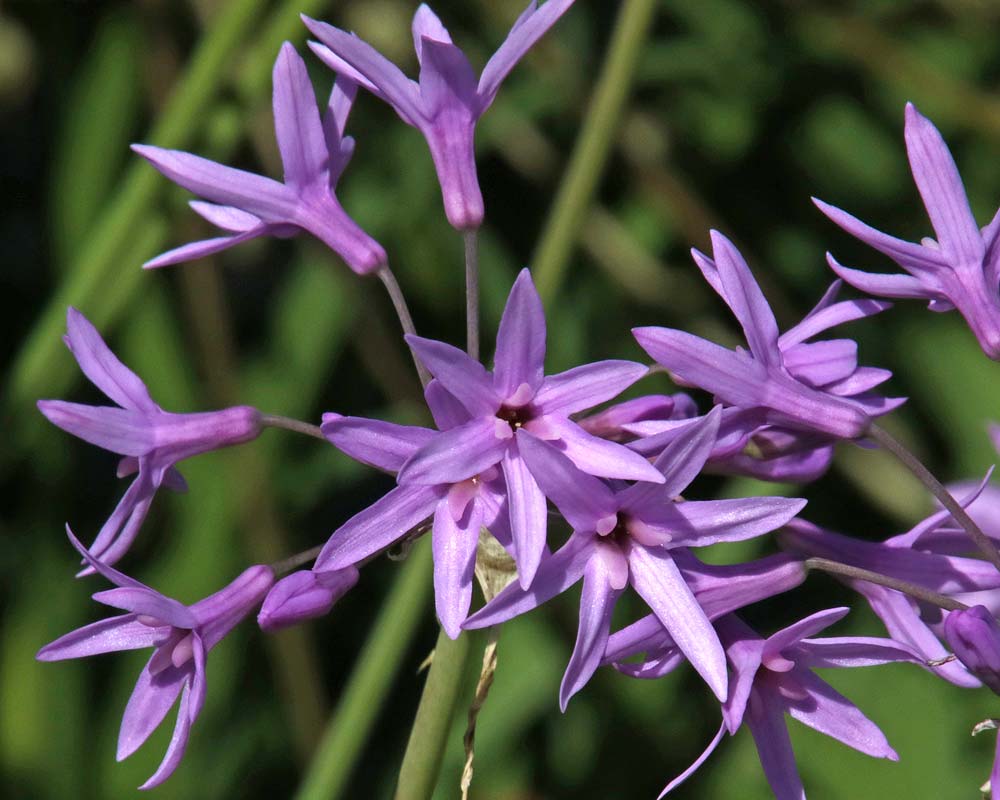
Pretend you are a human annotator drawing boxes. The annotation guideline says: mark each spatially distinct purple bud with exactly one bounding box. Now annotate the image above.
[258,566,359,632]
[944,606,1000,695]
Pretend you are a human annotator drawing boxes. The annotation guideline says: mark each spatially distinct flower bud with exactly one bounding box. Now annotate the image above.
[258,566,359,632]
[944,605,1000,694]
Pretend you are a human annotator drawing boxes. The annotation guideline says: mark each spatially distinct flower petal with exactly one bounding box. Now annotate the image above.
[117,659,187,761]
[412,4,453,59]
[418,37,479,115]
[539,416,665,483]
[493,269,547,400]
[321,414,436,473]
[424,380,471,430]
[323,78,358,184]
[272,43,329,189]
[795,636,919,669]
[502,445,549,588]
[764,607,849,658]
[405,335,499,416]
[779,294,891,348]
[91,588,196,629]
[745,690,806,800]
[533,360,649,416]
[658,720,727,798]
[65,524,148,590]
[138,679,195,789]
[143,229,267,270]
[824,253,938,299]
[433,497,481,639]
[781,339,857,388]
[646,496,806,548]
[36,615,163,661]
[397,417,508,485]
[37,401,153,456]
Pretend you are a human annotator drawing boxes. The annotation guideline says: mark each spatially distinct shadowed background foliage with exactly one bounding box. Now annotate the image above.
[3,0,1000,797]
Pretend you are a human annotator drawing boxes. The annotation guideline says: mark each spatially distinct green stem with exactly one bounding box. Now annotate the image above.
[295,539,434,800]
[532,0,657,302]
[394,629,472,800]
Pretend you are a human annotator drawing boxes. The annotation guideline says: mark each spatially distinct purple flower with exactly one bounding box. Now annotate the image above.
[134,43,385,274]
[463,409,806,708]
[37,309,262,569]
[633,231,902,440]
[303,1,575,229]
[317,398,510,638]
[661,610,914,799]
[944,606,1000,695]
[258,566,360,632]
[37,528,273,789]
[395,268,663,589]
[576,393,698,442]
[815,103,1000,359]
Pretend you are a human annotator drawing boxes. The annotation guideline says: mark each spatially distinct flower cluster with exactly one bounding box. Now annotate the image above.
[35,2,1000,797]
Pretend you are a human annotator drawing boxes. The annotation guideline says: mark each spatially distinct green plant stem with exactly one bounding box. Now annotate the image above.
[464,230,480,361]
[394,629,472,800]
[295,539,434,800]
[532,0,656,302]
[804,557,966,611]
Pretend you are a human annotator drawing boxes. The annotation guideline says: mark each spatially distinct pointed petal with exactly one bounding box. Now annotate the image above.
[132,144,298,222]
[433,497,481,639]
[187,635,207,722]
[646,496,806,548]
[560,557,623,710]
[321,414,435,473]
[412,4,453,60]
[37,401,153,456]
[493,269,547,400]
[117,659,187,760]
[785,670,897,759]
[91,588,196,629]
[824,253,938,299]
[142,229,266,270]
[272,43,329,188]
[478,0,575,107]
[533,360,649,416]
[904,103,983,264]
[324,80,357,184]
[516,429,617,530]
[539,416,665,483]
[84,470,156,564]
[65,525,147,590]
[424,380,471,429]
[764,607,850,658]
[710,232,780,366]
[405,335,499,416]
[189,201,261,232]
[746,693,806,800]
[315,484,441,571]
[795,637,919,669]
[502,445,549,588]
[138,680,195,789]
[658,721,727,798]
[62,308,156,411]
[308,42,385,100]
[37,615,162,661]
[781,339,857,388]
[418,37,479,115]
[463,533,594,628]
[824,367,894,397]
[779,295,891,347]
[627,544,728,701]
[397,417,508,485]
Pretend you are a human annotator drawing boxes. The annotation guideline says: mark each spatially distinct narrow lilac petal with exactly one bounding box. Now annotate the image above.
[63,308,156,411]
[301,17,424,124]
[405,335,499,416]
[691,247,725,300]
[627,544,728,701]
[781,339,857,388]
[308,42,386,101]
[681,554,808,622]
[746,692,806,800]
[813,198,947,275]
[619,407,721,512]
[795,637,920,669]
[321,415,435,473]
[418,38,479,115]
[825,253,938,299]
[37,401,153,456]
[138,680,194,789]
[710,231,780,366]
[603,614,669,665]
[502,446,549,588]
[85,470,155,561]
[463,533,594,628]
[65,525,147,590]
[412,4,453,60]
[648,496,806,548]
[475,483,512,548]
[397,417,508,485]
[577,394,683,438]
[493,269,546,400]
[720,445,833,484]
[187,634,207,722]
[132,145,298,222]
[658,721,727,798]
[779,296,891,347]
[478,0,576,107]
[560,555,623,710]
[433,497,481,639]
[425,380,471,430]
[142,229,266,270]
[37,616,163,661]
[764,607,849,657]
[515,430,617,531]
[785,670,897,759]
[720,630,765,733]
[189,201,261,232]
[315,484,441,571]
[533,360,649,416]
[904,103,984,264]
[92,588,196,629]
[613,651,686,680]
[824,367,893,397]
[540,416,665,483]
[272,43,329,188]
[117,660,187,760]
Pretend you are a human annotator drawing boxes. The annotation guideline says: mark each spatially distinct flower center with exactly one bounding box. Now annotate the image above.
[495,404,533,432]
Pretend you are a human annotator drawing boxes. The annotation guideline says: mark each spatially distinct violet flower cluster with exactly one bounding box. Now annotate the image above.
[35,2,1000,797]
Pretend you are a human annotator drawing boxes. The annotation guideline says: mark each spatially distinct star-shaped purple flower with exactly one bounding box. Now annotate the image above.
[134,43,386,274]
[816,103,1000,359]
[37,528,273,789]
[396,268,663,588]
[633,231,902,440]
[463,409,807,707]
[303,1,575,229]
[37,309,262,569]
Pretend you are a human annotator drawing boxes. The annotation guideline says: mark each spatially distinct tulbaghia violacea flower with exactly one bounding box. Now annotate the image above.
[816,103,1000,359]
[317,389,510,638]
[37,529,273,789]
[577,393,698,442]
[463,409,806,707]
[303,0,575,229]
[395,268,663,589]
[37,309,262,569]
[257,566,359,632]
[661,609,914,799]
[134,43,386,274]
[944,606,1000,695]
[633,231,902,440]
